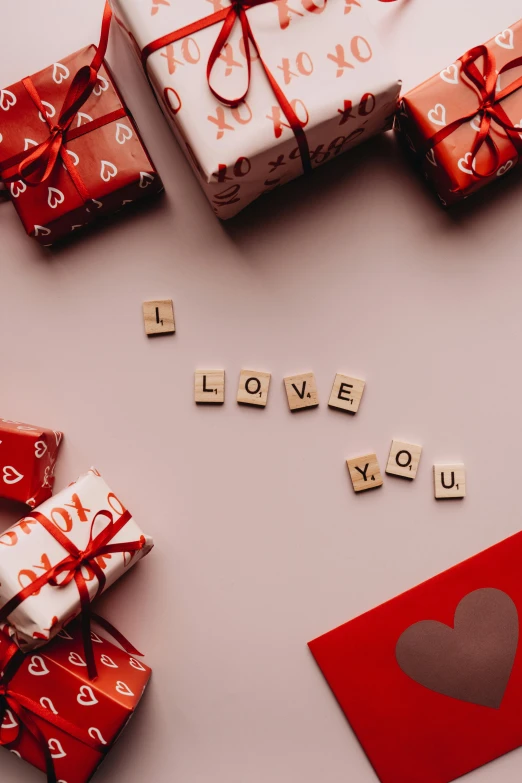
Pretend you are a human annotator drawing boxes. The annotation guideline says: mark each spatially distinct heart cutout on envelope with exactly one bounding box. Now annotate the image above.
[395,588,518,708]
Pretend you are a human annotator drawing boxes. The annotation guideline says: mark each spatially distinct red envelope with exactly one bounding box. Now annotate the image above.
[308,532,522,783]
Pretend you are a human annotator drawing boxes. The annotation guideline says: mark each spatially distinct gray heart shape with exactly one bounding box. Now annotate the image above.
[395,588,518,708]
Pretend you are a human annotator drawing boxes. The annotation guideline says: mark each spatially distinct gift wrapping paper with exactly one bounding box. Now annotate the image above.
[0,45,163,245]
[0,418,63,508]
[110,0,401,217]
[396,19,522,205]
[0,468,153,650]
[0,621,151,783]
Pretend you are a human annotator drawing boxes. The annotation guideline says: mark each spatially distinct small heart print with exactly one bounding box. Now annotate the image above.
[10,181,26,199]
[48,187,65,209]
[76,112,93,127]
[24,138,38,150]
[34,225,51,237]
[90,631,103,644]
[129,657,146,672]
[68,652,87,667]
[458,151,473,175]
[495,28,514,49]
[101,654,118,668]
[139,171,155,189]
[115,123,133,145]
[91,198,103,209]
[0,89,16,111]
[10,750,21,758]
[100,160,118,182]
[426,149,438,167]
[71,224,83,231]
[57,628,72,640]
[77,685,99,706]
[34,441,47,459]
[440,63,459,85]
[38,101,56,123]
[54,431,63,447]
[28,655,50,676]
[64,149,80,167]
[122,199,133,205]
[405,135,416,152]
[115,680,134,697]
[2,710,17,730]
[470,115,481,133]
[89,726,107,745]
[428,103,446,127]
[3,466,23,484]
[93,75,109,96]
[52,62,70,84]
[48,738,66,759]
[497,160,514,176]
[40,697,58,715]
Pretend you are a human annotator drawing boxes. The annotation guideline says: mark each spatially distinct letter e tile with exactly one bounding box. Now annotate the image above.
[328,374,365,413]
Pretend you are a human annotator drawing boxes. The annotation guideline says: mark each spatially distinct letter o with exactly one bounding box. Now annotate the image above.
[351,36,372,64]
[233,156,251,177]
[164,87,182,116]
[51,508,73,532]
[245,377,261,395]
[107,492,125,517]
[358,92,376,116]
[182,38,200,64]
[396,450,412,468]
[296,52,314,76]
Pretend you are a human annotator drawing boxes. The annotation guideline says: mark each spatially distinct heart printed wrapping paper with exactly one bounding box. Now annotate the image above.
[396,18,522,205]
[0,468,153,651]
[0,44,163,245]
[110,0,401,217]
[0,419,63,508]
[0,620,151,782]
[308,532,522,783]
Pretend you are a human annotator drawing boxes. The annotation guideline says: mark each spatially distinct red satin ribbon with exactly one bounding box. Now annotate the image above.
[0,0,121,207]
[426,45,522,177]
[0,508,146,681]
[0,632,109,783]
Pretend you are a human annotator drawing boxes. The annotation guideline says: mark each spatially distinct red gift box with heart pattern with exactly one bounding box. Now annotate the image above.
[0,620,151,782]
[0,418,63,508]
[396,18,522,205]
[0,44,163,245]
[309,531,522,783]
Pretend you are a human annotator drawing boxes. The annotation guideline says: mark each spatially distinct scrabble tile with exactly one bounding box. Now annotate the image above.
[386,440,422,480]
[143,300,175,336]
[434,464,466,499]
[237,370,271,407]
[328,374,365,413]
[284,373,319,411]
[195,370,225,404]
[347,454,383,492]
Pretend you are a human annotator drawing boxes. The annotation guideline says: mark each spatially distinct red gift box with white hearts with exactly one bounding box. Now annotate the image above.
[0,620,151,783]
[0,44,163,245]
[396,18,522,205]
[110,0,401,218]
[0,418,63,508]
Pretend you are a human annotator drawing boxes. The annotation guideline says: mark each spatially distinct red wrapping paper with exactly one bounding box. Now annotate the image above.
[0,621,151,782]
[0,418,62,507]
[396,19,522,205]
[0,45,163,245]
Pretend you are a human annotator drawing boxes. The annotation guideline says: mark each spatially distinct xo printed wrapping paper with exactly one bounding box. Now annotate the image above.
[0,418,63,508]
[0,45,163,245]
[0,468,153,650]
[309,531,522,783]
[0,621,151,783]
[110,0,401,217]
[397,18,522,205]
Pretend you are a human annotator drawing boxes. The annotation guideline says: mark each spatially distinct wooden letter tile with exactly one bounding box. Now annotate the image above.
[284,373,319,411]
[195,370,225,404]
[386,440,422,480]
[329,374,365,413]
[434,464,466,499]
[143,300,175,336]
[347,454,383,492]
[237,370,271,407]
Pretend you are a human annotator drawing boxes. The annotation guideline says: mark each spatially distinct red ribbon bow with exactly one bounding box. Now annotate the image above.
[0,506,145,681]
[142,0,400,176]
[426,45,522,178]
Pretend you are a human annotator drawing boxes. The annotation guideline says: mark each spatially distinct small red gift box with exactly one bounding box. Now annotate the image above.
[396,18,522,205]
[0,5,162,245]
[0,418,62,507]
[0,621,151,783]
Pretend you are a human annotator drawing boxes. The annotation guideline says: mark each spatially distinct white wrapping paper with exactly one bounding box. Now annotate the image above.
[0,468,153,650]
[111,0,401,216]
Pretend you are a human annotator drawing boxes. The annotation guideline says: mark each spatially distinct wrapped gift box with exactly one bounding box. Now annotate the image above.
[396,19,522,205]
[110,0,401,217]
[0,418,63,508]
[0,44,163,245]
[0,621,151,783]
[0,468,153,650]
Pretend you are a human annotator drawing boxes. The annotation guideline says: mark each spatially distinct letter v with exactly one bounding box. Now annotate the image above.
[292,382,306,399]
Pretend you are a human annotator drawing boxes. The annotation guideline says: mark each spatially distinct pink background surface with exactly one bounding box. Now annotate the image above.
[2,1,522,781]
